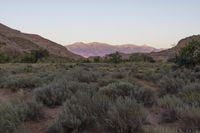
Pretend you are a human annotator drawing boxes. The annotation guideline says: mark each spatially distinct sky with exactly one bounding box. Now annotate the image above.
[0,0,200,48]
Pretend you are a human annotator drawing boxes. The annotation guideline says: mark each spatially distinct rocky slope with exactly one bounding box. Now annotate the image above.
[66,42,160,57]
[0,23,82,59]
[150,35,200,61]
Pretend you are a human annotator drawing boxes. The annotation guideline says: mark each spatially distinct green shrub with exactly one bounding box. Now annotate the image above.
[31,49,49,61]
[176,40,200,68]
[20,49,49,63]
[20,52,37,63]
[129,53,155,63]
[100,97,146,133]
[0,52,10,63]
[93,56,101,63]
[106,51,122,63]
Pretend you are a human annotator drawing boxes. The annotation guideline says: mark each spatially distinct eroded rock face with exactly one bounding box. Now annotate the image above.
[176,35,200,50]
[0,23,82,59]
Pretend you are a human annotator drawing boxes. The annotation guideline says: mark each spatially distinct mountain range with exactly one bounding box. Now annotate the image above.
[0,23,81,59]
[66,42,162,57]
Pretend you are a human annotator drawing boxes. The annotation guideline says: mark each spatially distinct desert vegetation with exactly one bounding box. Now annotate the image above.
[0,40,200,133]
[0,49,49,63]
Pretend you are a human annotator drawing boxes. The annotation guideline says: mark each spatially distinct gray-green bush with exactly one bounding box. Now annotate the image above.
[0,97,43,133]
[159,75,185,95]
[34,81,72,106]
[47,90,146,133]
[99,82,155,106]
[179,83,200,106]
[0,101,23,133]
[34,80,96,106]
[47,91,110,133]
[100,97,146,133]
[158,95,200,130]
[0,75,41,91]
[72,68,99,83]
[158,95,186,122]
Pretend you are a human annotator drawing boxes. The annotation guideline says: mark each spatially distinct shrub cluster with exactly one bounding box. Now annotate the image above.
[179,83,200,106]
[100,97,146,133]
[0,52,10,63]
[34,80,95,106]
[46,92,110,133]
[47,91,146,133]
[129,53,155,63]
[34,81,72,106]
[72,68,99,83]
[20,49,49,63]
[99,82,155,106]
[106,51,122,63]
[0,75,41,91]
[0,97,43,133]
[159,75,185,95]
[158,95,200,130]
[0,100,23,133]
[176,40,200,68]
[158,95,186,122]
[93,56,101,63]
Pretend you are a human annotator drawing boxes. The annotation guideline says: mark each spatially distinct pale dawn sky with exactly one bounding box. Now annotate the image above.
[0,0,200,48]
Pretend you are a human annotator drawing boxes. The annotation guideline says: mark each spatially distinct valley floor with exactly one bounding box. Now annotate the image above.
[0,62,200,133]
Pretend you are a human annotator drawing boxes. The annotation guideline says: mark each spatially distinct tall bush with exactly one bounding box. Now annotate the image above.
[176,40,200,68]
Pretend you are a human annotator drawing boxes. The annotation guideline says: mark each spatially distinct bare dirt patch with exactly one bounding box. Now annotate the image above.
[0,89,17,102]
[23,106,61,133]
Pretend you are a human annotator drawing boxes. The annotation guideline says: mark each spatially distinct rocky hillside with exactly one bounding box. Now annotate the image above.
[150,35,200,61]
[66,42,160,57]
[0,23,82,59]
